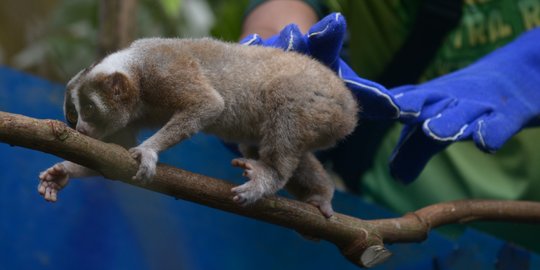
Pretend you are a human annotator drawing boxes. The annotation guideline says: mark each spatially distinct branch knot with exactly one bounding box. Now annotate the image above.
[48,120,70,141]
[340,232,390,268]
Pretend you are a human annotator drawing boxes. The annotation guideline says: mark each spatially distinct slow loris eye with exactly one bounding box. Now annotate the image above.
[66,108,78,127]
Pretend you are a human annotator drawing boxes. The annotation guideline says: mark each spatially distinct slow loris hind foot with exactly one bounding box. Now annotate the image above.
[231,158,280,206]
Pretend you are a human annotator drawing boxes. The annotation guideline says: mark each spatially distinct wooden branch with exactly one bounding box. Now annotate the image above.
[1,110,539,268]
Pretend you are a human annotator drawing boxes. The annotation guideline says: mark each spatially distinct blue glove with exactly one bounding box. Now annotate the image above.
[241,13,400,120]
[390,27,540,183]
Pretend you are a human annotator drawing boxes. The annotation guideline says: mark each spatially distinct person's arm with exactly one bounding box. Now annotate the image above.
[242,0,318,39]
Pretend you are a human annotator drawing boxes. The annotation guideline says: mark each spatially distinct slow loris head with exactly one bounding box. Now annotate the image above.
[64,68,139,139]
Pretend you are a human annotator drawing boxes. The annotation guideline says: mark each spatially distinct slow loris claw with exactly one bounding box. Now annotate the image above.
[129,146,158,184]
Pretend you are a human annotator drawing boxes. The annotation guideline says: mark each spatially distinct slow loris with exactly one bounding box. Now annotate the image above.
[38,38,359,217]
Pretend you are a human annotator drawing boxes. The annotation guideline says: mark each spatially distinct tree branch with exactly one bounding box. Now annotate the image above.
[1,110,539,268]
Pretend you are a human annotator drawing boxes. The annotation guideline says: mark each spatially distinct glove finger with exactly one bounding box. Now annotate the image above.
[240,34,263,46]
[389,125,451,184]
[270,24,308,53]
[340,61,400,119]
[422,100,492,141]
[307,12,346,70]
[473,113,522,153]
[394,89,454,124]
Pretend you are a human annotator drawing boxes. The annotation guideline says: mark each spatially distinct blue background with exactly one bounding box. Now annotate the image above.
[0,66,538,269]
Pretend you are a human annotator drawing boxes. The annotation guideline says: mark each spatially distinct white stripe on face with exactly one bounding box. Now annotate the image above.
[89,92,107,114]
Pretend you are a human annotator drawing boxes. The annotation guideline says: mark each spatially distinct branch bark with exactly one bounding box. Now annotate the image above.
[1,111,539,268]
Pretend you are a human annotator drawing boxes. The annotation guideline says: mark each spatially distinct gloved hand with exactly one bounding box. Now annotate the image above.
[240,13,399,120]
[390,27,540,183]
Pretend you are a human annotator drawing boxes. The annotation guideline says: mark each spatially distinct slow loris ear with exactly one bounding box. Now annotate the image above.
[106,72,137,103]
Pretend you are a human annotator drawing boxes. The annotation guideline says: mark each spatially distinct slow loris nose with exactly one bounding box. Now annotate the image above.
[76,126,88,135]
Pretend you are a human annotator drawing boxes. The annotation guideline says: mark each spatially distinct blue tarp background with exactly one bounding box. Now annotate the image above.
[1,66,538,269]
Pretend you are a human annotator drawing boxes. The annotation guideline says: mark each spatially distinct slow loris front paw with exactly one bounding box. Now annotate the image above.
[129,146,158,184]
[38,163,70,202]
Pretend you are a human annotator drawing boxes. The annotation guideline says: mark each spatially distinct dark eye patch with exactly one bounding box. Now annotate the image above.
[79,94,102,123]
